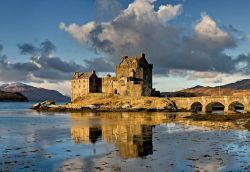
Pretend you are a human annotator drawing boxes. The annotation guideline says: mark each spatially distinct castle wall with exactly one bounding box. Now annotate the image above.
[115,77,126,95]
[127,82,143,97]
[116,61,139,79]
[71,78,89,101]
[101,77,116,94]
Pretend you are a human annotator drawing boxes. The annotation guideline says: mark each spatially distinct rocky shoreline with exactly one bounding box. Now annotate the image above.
[31,100,176,112]
[31,95,177,112]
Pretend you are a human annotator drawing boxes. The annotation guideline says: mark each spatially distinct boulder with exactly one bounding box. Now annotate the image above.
[31,100,56,110]
[122,104,132,109]
[32,103,41,109]
[40,100,56,105]
[87,104,100,109]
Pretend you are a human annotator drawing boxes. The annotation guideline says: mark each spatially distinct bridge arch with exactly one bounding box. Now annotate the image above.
[190,102,202,112]
[228,101,244,113]
[205,102,225,113]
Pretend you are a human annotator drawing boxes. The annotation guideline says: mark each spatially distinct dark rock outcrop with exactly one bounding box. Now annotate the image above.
[31,100,56,110]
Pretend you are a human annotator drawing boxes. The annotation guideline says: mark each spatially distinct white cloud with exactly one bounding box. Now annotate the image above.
[59,0,250,87]
[59,22,96,43]
[157,4,182,23]
[60,0,182,49]
[60,0,240,75]
[194,13,228,40]
[187,71,250,84]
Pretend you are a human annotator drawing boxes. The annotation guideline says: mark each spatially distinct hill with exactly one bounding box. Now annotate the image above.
[162,79,250,97]
[221,79,250,90]
[0,83,70,102]
[0,90,28,102]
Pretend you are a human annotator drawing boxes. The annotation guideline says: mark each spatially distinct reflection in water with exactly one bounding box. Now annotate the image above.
[70,112,169,159]
[71,127,102,144]
[1,105,250,172]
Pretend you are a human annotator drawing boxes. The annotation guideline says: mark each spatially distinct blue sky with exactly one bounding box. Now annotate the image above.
[0,0,250,94]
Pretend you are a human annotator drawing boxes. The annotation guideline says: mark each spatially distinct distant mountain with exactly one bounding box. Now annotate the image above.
[221,79,250,90]
[161,79,250,97]
[0,83,70,102]
[0,90,28,102]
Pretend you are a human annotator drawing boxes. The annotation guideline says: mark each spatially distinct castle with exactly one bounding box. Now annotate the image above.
[71,53,154,102]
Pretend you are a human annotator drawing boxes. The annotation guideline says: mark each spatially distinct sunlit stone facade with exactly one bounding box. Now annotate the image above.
[71,53,153,102]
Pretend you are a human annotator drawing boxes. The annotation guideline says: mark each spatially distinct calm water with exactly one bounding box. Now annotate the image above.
[0,103,250,172]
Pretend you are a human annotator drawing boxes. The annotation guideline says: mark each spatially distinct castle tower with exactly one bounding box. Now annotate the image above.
[115,53,153,96]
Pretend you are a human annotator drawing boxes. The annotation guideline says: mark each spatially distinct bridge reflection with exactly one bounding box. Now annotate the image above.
[70,112,168,159]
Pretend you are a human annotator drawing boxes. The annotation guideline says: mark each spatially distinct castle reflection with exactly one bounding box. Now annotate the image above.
[70,112,169,159]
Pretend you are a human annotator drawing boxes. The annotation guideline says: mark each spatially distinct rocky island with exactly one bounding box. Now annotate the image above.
[32,54,175,112]
[31,94,175,112]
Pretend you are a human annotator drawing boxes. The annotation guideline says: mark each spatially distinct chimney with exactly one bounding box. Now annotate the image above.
[74,72,80,78]
[141,53,145,58]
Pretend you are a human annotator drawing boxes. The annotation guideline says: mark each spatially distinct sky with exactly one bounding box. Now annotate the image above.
[0,0,250,95]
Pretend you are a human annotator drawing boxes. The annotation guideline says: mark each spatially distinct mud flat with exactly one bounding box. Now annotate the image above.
[185,113,250,130]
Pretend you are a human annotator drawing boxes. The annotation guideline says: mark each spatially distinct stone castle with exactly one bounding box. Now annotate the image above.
[71,53,156,102]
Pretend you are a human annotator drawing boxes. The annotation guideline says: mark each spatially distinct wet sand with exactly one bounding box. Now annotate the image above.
[1,103,250,172]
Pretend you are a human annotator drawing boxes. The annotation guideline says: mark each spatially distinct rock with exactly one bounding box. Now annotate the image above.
[87,104,100,109]
[32,103,40,109]
[122,104,132,108]
[31,100,56,110]
[40,100,56,105]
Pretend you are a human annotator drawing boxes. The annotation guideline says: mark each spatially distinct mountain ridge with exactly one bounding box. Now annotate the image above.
[162,79,250,97]
[0,82,70,102]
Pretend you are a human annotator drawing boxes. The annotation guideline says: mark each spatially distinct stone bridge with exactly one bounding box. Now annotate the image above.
[171,96,250,113]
